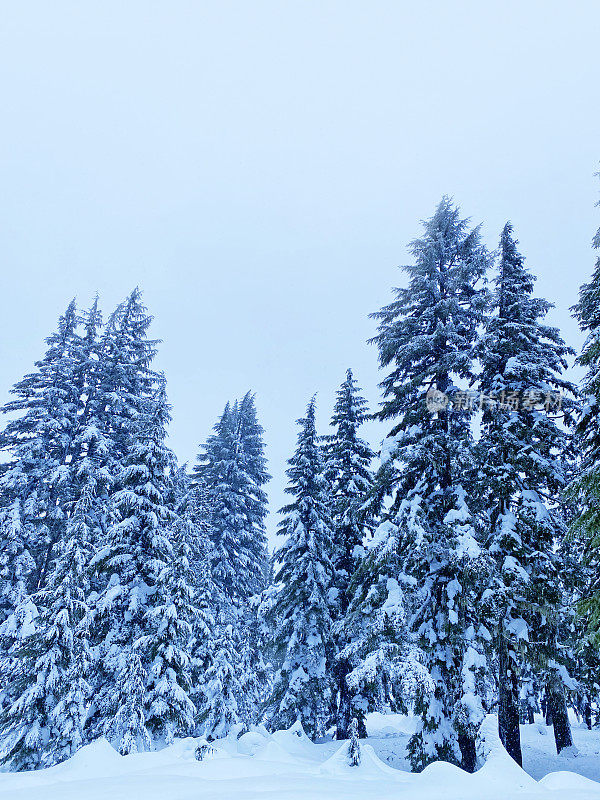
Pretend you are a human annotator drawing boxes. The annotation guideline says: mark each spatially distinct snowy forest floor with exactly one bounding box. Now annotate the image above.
[1,713,600,800]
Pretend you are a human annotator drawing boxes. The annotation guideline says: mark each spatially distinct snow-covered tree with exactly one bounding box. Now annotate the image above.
[91,384,176,746]
[323,369,374,738]
[0,300,83,597]
[0,531,92,769]
[194,393,270,607]
[176,486,217,725]
[347,717,361,766]
[569,191,600,650]
[106,648,151,756]
[199,622,242,740]
[266,398,335,740]
[478,223,576,760]
[139,512,196,745]
[369,198,492,772]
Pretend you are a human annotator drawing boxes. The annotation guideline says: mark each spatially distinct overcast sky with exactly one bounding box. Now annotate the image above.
[1,1,599,546]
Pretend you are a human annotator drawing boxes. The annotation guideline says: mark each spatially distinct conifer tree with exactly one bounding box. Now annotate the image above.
[266,398,335,740]
[369,198,491,771]
[199,622,242,740]
[177,487,217,724]
[569,193,600,647]
[348,717,361,765]
[0,531,92,769]
[140,514,196,744]
[323,369,374,739]
[106,649,152,756]
[478,223,576,761]
[0,300,83,596]
[194,394,270,608]
[92,384,176,746]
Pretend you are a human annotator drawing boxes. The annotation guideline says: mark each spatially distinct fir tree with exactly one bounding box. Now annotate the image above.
[323,369,374,739]
[0,531,92,769]
[266,398,335,740]
[478,223,576,761]
[347,717,361,766]
[199,622,242,740]
[0,300,83,596]
[107,648,152,755]
[569,188,600,652]
[177,487,217,725]
[194,393,270,607]
[139,514,196,745]
[92,384,176,746]
[369,198,491,771]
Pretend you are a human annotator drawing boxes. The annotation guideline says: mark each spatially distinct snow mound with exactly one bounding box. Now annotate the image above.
[237,731,271,756]
[253,739,301,764]
[271,722,321,761]
[540,770,600,794]
[50,738,123,777]
[476,713,539,790]
[320,741,408,778]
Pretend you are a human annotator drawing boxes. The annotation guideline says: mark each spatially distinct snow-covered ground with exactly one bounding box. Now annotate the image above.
[1,714,599,800]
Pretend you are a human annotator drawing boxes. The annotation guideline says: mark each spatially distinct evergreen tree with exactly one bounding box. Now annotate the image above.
[237,392,271,595]
[177,486,217,726]
[478,223,576,761]
[347,717,361,766]
[569,191,600,650]
[369,198,491,771]
[91,384,176,746]
[106,648,152,755]
[323,369,374,739]
[0,500,35,624]
[0,531,92,769]
[194,393,270,608]
[266,398,335,740]
[0,300,83,597]
[139,514,196,744]
[199,622,242,740]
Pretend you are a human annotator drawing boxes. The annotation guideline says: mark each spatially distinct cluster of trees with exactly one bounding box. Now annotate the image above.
[1,193,600,774]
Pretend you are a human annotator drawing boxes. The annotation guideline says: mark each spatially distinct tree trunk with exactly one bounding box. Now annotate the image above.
[584,696,592,731]
[547,683,573,754]
[334,659,367,740]
[498,638,523,766]
[458,733,476,773]
[542,691,553,726]
[335,659,351,740]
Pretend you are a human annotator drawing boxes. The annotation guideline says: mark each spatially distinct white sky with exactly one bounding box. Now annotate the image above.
[1,1,599,546]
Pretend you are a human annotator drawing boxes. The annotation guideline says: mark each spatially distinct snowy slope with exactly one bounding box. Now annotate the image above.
[0,715,599,800]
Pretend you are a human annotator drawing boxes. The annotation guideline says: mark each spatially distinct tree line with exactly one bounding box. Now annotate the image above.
[0,193,599,773]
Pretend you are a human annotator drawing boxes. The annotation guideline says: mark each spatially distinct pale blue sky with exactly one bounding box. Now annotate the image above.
[1,1,599,545]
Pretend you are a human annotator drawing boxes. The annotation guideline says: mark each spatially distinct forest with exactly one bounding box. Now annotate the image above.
[0,195,599,777]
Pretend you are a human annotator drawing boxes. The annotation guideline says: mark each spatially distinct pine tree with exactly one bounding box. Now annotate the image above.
[0,300,83,597]
[0,499,35,623]
[266,398,335,740]
[199,622,242,740]
[569,189,600,650]
[478,223,576,761]
[194,393,270,608]
[0,532,92,769]
[323,369,374,739]
[177,486,217,726]
[347,717,361,766]
[369,198,491,771]
[92,384,176,747]
[106,648,152,755]
[139,513,196,745]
